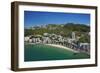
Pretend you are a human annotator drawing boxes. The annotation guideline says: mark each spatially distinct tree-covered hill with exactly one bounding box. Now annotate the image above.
[24,23,90,37]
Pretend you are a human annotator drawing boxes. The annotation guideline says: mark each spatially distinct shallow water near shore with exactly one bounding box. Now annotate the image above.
[24,44,90,62]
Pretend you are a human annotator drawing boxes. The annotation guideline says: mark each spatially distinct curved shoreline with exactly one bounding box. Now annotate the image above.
[25,42,78,53]
[45,44,78,52]
[45,44,78,53]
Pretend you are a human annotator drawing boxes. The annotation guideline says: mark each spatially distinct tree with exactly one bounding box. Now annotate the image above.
[78,35,90,43]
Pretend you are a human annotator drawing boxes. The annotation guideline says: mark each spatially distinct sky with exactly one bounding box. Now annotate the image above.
[24,11,90,27]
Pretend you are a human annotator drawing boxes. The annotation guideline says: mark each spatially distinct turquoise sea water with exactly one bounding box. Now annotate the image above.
[24,44,90,61]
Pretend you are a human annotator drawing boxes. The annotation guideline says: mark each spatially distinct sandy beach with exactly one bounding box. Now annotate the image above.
[25,42,78,53]
[46,44,78,53]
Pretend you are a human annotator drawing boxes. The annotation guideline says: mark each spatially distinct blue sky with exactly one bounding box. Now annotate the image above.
[24,11,90,27]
